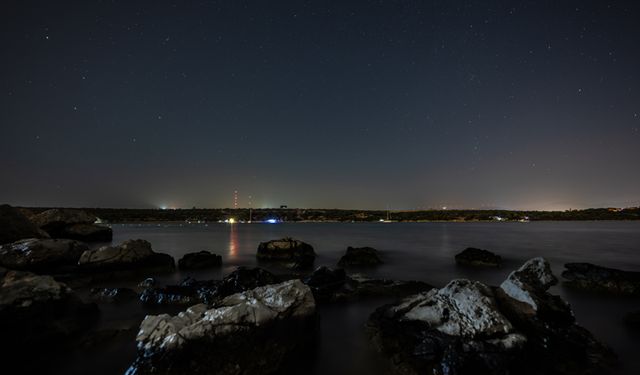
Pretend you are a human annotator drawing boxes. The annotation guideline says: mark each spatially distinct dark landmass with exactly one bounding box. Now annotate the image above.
[15,206,640,223]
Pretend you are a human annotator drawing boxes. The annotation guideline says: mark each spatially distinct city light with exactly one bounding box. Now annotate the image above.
[265,218,277,224]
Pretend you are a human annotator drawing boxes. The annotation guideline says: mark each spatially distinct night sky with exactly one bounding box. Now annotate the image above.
[1,1,639,210]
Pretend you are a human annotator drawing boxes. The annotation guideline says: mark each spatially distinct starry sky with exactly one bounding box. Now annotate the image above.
[1,1,639,210]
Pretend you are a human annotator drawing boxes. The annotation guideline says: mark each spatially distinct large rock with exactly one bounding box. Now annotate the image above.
[78,239,175,273]
[0,238,88,272]
[0,270,98,368]
[177,251,222,270]
[562,262,640,295]
[30,208,112,242]
[140,267,280,306]
[455,247,502,267]
[127,279,317,375]
[368,257,615,375]
[337,246,382,267]
[256,237,316,268]
[0,204,49,244]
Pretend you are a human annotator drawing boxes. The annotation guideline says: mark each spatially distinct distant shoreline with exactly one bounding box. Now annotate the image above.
[16,207,640,223]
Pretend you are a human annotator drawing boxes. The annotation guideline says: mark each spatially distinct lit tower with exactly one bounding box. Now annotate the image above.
[234,190,238,209]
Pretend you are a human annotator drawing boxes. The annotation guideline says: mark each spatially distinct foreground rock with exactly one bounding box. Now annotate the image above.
[178,251,222,270]
[257,237,316,268]
[455,247,502,267]
[31,208,112,242]
[562,262,640,295]
[78,239,175,275]
[0,204,49,244]
[337,246,382,267]
[140,267,280,306]
[368,257,615,375]
[0,269,98,366]
[0,238,88,272]
[127,280,317,375]
[304,266,432,303]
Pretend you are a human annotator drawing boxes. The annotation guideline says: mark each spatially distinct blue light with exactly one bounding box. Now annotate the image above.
[266,219,277,224]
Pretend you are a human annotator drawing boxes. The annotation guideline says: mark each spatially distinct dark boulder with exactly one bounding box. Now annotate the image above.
[78,239,175,274]
[562,262,640,295]
[257,237,316,269]
[368,257,615,375]
[0,238,88,272]
[126,280,317,375]
[337,246,383,267]
[0,270,98,370]
[30,208,112,242]
[90,287,138,303]
[0,204,49,244]
[455,247,502,267]
[177,251,222,270]
[304,266,347,302]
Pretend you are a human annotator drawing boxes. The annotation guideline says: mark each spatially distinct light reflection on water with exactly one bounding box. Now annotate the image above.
[81,221,640,375]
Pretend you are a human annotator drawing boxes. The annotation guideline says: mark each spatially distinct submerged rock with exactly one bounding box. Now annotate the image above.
[90,287,138,303]
[368,257,615,375]
[337,246,383,267]
[140,267,280,306]
[257,237,316,268]
[562,262,640,295]
[177,250,222,270]
[455,247,502,267]
[31,208,112,242]
[0,270,98,368]
[0,238,88,272]
[78,239,175,273]
[0,204,49,245]
[127,280,317,375]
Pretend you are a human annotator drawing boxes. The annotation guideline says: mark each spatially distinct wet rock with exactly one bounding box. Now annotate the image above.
[562,262,640,295]
[304,266,347,302]
[140,267,280,306]
[0,204,49,245]
[78,239,175,273]
[138,277,156,288]
[257,237,316,269]
[0,270,98,368]
[0,238,88,272]
[624,311,640,331]
[90,287,138,303]
[177,251,222,270]
[337,246,382,267]
[31,208,112,242]
[127,280,317,375]
[368,258,615,375]
[455,247,502,267]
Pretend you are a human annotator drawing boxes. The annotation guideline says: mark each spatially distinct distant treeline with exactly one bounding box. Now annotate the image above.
[20,207,640,223]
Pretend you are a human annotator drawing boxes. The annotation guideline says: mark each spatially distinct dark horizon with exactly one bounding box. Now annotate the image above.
[2,1,639,210]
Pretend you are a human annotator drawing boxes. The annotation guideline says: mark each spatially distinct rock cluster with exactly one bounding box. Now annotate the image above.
[177,250,222,270]
[127,279,317,375]
[562,262,640,295]
[455,247,502,267]
[31,208,112,242]
[0,204,49,245]
[0,238,88,272]
[368,257,615,375]
[256,237,316,268]
[337,246,383,267]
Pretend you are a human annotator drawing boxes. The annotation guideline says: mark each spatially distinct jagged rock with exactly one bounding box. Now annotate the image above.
[368,258,615,375]
[0,270,98,369]
[78,239,174,273]
[562,262,640,295]
[127,280,317,375]
[177,251,222,270]
[90,287,138,303]
[0,204,49,244]
[337,246,382,267]
[256,237,316,268]
[30,208,112,242]
[140,267,280,306]
[455,247,502,267]
[0,238,88,272]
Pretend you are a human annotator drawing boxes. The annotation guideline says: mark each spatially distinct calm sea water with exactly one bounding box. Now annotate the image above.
[64,222,640,375]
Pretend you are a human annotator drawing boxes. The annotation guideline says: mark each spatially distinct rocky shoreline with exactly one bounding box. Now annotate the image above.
[0,204,636,374]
